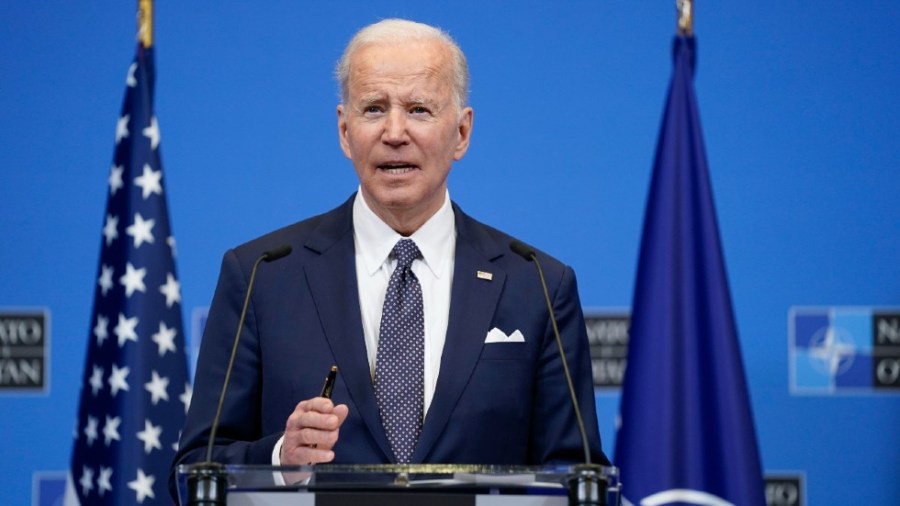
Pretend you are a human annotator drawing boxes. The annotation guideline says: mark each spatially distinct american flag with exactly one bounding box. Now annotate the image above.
[67,42,191,505]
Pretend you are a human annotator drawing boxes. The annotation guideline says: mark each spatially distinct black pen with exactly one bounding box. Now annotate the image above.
[320,365,337,399]
[309,366,338,452]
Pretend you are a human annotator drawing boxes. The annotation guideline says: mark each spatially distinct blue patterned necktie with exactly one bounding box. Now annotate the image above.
[374,238,425,463]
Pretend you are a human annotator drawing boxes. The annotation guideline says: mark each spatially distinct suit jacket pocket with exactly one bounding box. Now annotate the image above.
[479,342,528,360]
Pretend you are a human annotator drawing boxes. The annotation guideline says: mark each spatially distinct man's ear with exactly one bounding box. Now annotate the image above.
[337,104,352,159]
[453,106,474,161]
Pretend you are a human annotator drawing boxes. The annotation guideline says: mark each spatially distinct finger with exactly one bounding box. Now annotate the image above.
[286,399,339,430]
[285,413,346,449]
[305,396,336,413]
[294,396,333,413]
[333,404,350,426]
[282,444,335,466]
[292,427,336,449]
[299,426,341,449]
[290,410,341,432]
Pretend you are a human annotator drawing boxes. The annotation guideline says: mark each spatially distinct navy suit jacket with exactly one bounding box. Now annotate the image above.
[172,195,607,489]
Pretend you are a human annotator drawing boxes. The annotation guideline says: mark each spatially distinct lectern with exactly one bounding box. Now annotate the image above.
[176,464,620,506]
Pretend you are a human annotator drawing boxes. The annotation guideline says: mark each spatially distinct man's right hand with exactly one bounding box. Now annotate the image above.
[281,397,349,466]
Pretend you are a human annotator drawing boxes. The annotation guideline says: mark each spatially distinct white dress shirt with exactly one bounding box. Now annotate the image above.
[273,189,456,466]
[353,189,456,415]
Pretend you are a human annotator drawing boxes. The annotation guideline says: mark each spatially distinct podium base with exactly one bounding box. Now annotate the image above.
[566,464,606,506]
[185,462,227,506]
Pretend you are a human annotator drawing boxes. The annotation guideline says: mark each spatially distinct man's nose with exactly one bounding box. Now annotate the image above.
[381,109,410,146]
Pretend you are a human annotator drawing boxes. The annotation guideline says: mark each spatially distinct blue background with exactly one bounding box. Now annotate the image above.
[1,2,898,504]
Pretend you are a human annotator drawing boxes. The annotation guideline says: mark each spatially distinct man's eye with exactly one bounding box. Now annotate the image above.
[364,106,383,114]
[410,106,429,114]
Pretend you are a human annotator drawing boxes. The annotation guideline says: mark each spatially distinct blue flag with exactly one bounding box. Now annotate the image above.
[67,42,191,505]
[614,36,765,506]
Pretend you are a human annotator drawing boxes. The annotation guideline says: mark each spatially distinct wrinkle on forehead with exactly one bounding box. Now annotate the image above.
[350,80,453,120]
[346,41,454,106]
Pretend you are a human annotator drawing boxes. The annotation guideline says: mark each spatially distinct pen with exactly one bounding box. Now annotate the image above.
[308,366,338,452]
[320,365,337,399]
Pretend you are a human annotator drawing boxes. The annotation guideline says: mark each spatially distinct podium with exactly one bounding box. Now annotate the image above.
[176,464,620,506]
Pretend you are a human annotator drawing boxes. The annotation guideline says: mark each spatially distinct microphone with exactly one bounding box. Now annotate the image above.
[186,245,293,506]
[508,240,536,261]
[262,244,292,262]
[509,240,605,505]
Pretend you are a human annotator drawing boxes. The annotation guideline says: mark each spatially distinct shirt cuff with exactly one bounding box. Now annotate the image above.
[271,434,287,486]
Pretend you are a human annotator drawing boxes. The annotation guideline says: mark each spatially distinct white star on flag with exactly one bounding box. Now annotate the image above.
[97,467,113,496]
[98,264,114,296]
[84,416,99,446]
[127,468,156,503]
[114,313,139,347]
[159,273,181,308]
[115,114,129,144]
[102,415,122,446]
[109,165,124,196]
[167,235,177,257]
[134,164,163,199]
[93,315,109,346]
[119,262,147,297]
[144,370,170,405]
[151,321,177,356]
[126,62,137,87]
[136,419,163,454]
[143,116,160,150]
[180,383,193,414]
[103,214,119,246]
[126,212,155,248]
[80,466,94,495]
[89,365,104,395]
[108,364,130,396]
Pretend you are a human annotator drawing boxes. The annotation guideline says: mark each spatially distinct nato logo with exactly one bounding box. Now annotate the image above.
[0,309,50,392]
[765,474,804,506]
[790,307,900,393]
[583,311,630,388]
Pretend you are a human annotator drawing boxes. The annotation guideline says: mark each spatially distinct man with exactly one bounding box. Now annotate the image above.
[172,17,606,493]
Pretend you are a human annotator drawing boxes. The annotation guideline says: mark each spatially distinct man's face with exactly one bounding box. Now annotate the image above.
[337,39,473,233]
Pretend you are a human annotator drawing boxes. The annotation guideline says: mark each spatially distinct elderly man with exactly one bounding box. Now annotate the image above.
[172,18,607,491]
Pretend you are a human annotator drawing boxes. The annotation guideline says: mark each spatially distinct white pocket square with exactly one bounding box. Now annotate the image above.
[484,327,526,343]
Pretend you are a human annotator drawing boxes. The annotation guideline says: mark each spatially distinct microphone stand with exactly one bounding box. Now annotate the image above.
[510,241,606,506]
[184,246,292,506]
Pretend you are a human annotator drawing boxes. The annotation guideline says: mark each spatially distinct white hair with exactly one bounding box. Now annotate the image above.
[335,18,469,109]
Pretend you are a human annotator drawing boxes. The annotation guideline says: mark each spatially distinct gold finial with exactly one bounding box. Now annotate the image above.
[677,0,693,36]
[138,0,153,48]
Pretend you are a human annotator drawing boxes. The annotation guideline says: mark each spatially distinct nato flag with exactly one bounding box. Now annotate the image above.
[614,36,766,506]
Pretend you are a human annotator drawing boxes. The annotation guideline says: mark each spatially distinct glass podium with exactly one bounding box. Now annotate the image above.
[176,463,620,505]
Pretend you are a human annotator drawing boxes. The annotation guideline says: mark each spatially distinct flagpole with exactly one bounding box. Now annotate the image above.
[138,0,153,48]
[676,0,693,36]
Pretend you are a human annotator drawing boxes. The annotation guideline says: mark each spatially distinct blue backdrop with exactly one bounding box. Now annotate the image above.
[1,2,898,505]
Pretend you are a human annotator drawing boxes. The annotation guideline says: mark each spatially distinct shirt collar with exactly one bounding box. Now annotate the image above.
[353,188,455,278]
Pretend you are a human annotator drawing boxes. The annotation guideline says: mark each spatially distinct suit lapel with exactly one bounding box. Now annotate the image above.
[303,198,393,461]
[412,207,506,462]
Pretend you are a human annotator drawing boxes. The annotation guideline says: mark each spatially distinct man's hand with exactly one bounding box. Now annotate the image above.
[281,397,349,465]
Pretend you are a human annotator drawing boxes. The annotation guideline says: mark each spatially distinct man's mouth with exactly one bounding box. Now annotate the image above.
[378,162,418,174]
